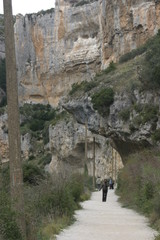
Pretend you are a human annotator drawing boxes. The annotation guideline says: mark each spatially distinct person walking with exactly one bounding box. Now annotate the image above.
[96,176,101,190]
[109,177,114,189]
[99,179,108,202]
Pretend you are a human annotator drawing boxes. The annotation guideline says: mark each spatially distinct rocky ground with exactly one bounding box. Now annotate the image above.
[56,190,157,240]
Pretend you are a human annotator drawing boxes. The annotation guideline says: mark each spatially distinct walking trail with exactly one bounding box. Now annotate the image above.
[56,190,157,240]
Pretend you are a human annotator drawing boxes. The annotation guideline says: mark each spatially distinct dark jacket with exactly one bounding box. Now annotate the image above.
[100,181,108,192]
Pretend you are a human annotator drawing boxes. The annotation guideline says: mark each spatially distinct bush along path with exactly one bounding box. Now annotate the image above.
[56,190,157,240]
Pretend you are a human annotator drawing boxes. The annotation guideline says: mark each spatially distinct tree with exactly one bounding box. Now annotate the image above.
[3,0,26,238]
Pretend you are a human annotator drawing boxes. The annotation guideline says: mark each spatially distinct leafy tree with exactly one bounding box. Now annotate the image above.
[92,87,114,116]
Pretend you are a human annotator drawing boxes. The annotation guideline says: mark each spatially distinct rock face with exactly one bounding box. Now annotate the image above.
[48,117,123,179]
[15,1,100,106]
[62,87,160,162]
[0,113,31,163]
[100,0,160,67]
[14,0,160,106]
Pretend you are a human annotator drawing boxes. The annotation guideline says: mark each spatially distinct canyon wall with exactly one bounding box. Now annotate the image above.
[14,0,160,106]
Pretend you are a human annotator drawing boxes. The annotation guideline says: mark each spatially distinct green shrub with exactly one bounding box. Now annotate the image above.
[119,108,130,121]
[67,174,84,203]
[133,104,158,125]
[141,30,160,89]
[102,61,116,74]
[69,81,98,95]
[0,191,23,240]
[38,153,52,166]
[75,0,89,7]
[20,103,56,137]
[142,105,158,124]
[23,163,44,185]
[117,148,160,227]
[119,45,146,63]
[42,122,50,144]
[51,110,69,126]
[29,119,44,132]
[91,87,114,116]
[133,103,144,113]
[152,129,160,142]
[0,106,5,116]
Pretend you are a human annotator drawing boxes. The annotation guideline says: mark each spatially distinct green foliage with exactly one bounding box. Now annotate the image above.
[38,215,72,240]
[133,104,159,125]
[29,119,45,132]
[42,122,50,144]
[67,174,84,203]
[75,0,89,6]
[0,96,7,107]
[0,106,5,116]
[141,30,160,89]
[69,81,98,96]
[0,58,6,92]
[0,190,23,240]
[51,110,69,126]
[91,87,114,116]
[75,0,98,7]
[119,108,130,122]
[23,163,44,185]
[152,129,160,142]
[102,61,116,74]
[117,148,160,227]
[119,45,147,63]
[20,104,56,144]
[38,153,52,166]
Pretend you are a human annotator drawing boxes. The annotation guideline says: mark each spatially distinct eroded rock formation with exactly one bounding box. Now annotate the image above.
[48,116,123,179]
[14,0,160,106]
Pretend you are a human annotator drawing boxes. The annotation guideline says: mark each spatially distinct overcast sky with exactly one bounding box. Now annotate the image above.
[0,0,55,15]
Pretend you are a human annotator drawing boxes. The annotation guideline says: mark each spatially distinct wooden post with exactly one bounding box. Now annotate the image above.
[3,0,26,238]
[93,137,95,189]
[112,148,114,179]
[115,151,117,186]
[84,118,88,175]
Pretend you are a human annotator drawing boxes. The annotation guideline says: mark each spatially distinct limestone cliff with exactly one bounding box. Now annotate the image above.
[48,116,123,179]
[15,1,100,106]
[14,0,160,107]
[100,0,160,67]
[62,54,160,163]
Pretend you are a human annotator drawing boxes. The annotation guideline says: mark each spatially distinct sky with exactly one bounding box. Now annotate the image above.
[0,0,55,15]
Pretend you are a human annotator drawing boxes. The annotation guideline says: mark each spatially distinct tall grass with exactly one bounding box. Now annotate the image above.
[117,148,160,232]
[0,164,91,240]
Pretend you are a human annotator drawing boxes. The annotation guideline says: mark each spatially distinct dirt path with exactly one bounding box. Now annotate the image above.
[56,190,157,240]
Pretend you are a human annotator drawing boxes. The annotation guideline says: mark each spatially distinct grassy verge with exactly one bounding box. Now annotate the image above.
[116,148,160,238]
[0,165,91,240]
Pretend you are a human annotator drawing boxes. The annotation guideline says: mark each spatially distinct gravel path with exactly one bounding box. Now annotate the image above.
[56,190,157,240]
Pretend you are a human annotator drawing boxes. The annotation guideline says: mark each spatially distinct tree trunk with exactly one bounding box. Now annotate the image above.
[3,0,26,238]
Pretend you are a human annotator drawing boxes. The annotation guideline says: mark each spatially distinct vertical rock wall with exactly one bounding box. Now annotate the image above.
[100,0,160,68]
[15,1,100,106]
